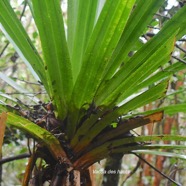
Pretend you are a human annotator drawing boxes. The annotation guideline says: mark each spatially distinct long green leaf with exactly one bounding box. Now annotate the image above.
[104,2,186,82]
[32,0,73,120]
[67,0,79,56]
[115,52,173,104]
[0,0,46,86]
[67,0,99,81]
[111,145,186,154]
[135,102,186,117]
[4,111,71,165]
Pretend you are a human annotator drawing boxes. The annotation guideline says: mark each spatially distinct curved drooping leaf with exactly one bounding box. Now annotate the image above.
[0,0,47,85]
[3,110,71,165]
[32,0,73,120]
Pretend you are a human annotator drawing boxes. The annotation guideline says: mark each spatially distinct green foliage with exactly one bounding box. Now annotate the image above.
[1,0,186,184]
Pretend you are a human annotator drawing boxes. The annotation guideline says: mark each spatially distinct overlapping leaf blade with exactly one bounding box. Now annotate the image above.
[72,0,136,109]
[72,80,168,151]
[125,62,186,101]
[95,29,177,106]
[95,5,186,107]
[32,0,73,120]
[67,0,136,138]
[103,0,164,80]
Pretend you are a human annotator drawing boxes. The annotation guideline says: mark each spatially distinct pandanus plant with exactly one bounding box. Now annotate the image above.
[1,0,186,185]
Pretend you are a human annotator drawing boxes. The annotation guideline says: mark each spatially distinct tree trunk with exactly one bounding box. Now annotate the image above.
[102,153,123,186]
[50,170,80,186]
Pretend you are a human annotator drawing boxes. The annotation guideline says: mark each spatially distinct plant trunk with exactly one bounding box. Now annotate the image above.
[102,153,123,186]
[50,170,80,186]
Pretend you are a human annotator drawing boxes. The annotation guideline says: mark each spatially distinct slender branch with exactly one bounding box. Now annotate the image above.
[155,13,171,19]
[172,55,186,65]
[22,153,37,185]
[0,153,30,165]
[0,43,9,57]
[175,44,186,54]
[19,0,28,19]
[122,159,141,185]
[12,78,43,85]
[145,32,156,37]
[147,25,160,30]
[0,92,47,95]
[133,153,182,186]
[179,38,186,42]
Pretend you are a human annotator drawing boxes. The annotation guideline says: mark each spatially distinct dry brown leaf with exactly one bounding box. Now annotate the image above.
[0,112,7,155]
